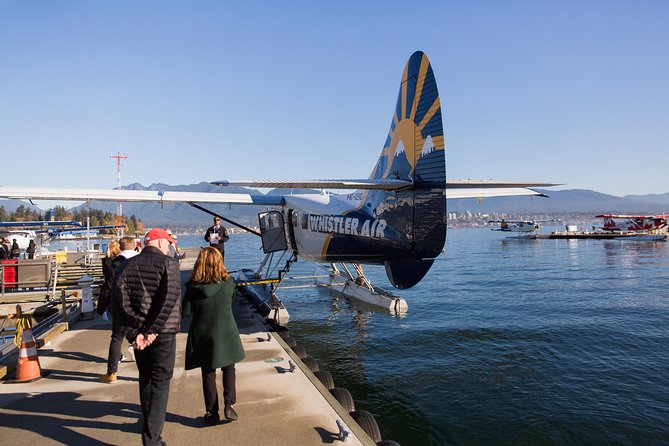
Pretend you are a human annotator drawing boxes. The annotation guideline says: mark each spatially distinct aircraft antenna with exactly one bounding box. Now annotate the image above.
[110,147,128,237]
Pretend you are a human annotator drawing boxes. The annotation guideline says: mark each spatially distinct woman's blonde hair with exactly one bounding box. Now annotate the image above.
[190,247,229,284]
[106,240,121,258]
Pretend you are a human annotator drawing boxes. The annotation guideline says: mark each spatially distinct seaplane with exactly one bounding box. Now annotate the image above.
[0,220,123,250]
[596,214,669,232]
[0,51,557,316]
[488,219,557,239]
[0,220,84,250]
[594,214,668,241]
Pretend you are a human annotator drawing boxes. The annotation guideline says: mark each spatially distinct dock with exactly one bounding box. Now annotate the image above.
[537,231,667,240]
[0,252,378,445]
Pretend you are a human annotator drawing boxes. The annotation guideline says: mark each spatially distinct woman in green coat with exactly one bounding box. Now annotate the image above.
[183,247,245,425]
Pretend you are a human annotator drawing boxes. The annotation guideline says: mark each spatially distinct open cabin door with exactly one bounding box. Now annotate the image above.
[258,211,288,253]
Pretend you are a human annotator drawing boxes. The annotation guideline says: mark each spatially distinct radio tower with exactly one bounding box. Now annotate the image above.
[110,148,128,237]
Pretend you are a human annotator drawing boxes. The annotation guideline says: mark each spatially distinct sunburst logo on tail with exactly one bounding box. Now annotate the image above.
[371,52,444,183]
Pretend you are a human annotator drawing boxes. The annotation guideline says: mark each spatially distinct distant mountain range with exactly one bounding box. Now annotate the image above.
[2,184,668,227]
[0,199,41,213]
[449,189,669,214]
[623,192,669,205]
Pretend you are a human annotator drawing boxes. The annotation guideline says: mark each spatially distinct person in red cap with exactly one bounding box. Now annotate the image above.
[110,227,181,446]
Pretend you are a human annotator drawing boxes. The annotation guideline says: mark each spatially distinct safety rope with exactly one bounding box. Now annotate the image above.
[14,315,32,348]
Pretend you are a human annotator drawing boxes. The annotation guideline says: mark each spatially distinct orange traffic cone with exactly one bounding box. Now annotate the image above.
[11,316,42,383]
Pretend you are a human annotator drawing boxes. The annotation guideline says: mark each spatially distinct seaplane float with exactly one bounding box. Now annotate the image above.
[0,51,557,317]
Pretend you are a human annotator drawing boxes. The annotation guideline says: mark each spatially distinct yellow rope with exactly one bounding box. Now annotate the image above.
[14,315,32,348]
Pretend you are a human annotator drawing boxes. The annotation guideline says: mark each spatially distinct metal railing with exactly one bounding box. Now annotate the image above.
[1,259,55,300]
[0,298,80,359]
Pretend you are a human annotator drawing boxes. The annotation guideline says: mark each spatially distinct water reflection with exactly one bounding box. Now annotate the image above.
[603,239,668,268]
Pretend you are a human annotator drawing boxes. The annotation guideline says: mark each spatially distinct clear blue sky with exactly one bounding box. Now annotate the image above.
[1,1,667,198]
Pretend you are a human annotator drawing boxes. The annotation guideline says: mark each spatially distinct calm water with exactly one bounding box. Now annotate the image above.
[180,230,667,445]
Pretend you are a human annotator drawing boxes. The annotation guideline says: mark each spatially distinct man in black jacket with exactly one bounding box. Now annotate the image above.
[204,216,229,260]
[110,228,181,446]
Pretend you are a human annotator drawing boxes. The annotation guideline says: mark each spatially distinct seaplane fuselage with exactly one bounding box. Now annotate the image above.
[285,193,405,263]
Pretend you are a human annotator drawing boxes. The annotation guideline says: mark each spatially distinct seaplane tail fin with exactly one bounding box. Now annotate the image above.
[369,51,446,289]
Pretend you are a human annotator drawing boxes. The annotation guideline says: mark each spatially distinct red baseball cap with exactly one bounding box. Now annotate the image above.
[145,228,176,244]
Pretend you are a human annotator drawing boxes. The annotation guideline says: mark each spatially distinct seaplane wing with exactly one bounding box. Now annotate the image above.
[0,51,559,293]
[0,179,553,205]
[0,186,285,206]
[489,219,556,224]
[214,180,555,198]
[445,180,555,199]
[211,179,413,190]
[0,220,83,228]
[51,224,125,234]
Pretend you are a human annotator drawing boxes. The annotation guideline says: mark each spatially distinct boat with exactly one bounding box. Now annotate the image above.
[0,230,37,250]
[54,229,101,240]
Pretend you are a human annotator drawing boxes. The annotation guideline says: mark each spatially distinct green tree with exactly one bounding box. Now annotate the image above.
[52,206,69,220]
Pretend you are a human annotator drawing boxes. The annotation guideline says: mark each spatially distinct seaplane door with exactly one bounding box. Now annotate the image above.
[258,210,288,253]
